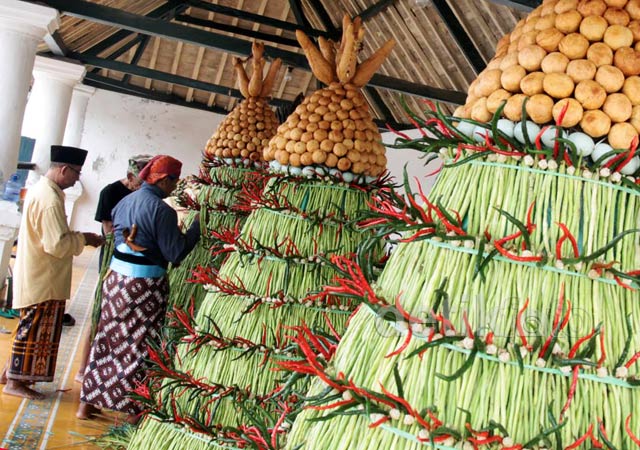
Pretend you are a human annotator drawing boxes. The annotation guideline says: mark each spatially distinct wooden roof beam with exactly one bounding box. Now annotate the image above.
[122,35,151,84]
[174,14,299,47]
[32,0,467,105]
[359,0,397,23]
[431,0,486,74]
[486,0,540,11]
[184,0,333,39]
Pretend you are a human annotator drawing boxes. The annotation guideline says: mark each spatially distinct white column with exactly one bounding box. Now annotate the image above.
[63,84,95,147]
[0,0,59,291]
[0,0,59,185]
[61,85,94,224]
[25,56,86,181]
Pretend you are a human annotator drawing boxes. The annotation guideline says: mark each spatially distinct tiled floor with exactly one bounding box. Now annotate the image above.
[0,248,128,449]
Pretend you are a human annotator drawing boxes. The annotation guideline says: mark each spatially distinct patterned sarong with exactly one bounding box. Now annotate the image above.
[7,299,66,382]
[80,270,168,414]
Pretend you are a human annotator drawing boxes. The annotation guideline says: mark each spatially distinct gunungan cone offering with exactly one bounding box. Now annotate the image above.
[264,14,395,182]
[205,41,281,165]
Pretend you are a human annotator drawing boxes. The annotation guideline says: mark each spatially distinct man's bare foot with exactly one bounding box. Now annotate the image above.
[0,368,7,385]
[76,402,101,420]
[2,380,45,400]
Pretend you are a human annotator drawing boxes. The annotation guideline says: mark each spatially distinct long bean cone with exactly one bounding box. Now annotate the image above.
[128,22,393,450]
[283,1,640,449]
[166,42,281,312]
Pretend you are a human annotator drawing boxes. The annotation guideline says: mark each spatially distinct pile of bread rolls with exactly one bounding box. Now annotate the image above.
[263,14,395,178]
[458,0,640,150]
[205,42,281,163]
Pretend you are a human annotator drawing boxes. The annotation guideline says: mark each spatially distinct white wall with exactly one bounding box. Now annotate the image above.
[72,89,224,232]
[381,129,442,196]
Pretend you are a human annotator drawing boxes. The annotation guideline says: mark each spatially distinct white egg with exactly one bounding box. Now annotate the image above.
[279,164,289,173]
[224,158,234,165]
[289,166,302,176]
[513,121,541,144]
[472,125,490,143]
[569,132,595,157]
[620,156,640,175]
[540,126,566,149]
[591,142,613,162]
[315,167,326,177]
[456,120,476,138]
[342,172,355,183]
[270,160,281,171]
[496,119,515,138]
[301,166,315,178]
[329,168,341,178]
[365,175,377,184]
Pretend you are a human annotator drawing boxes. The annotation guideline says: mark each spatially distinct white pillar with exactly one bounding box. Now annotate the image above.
[63,84,95,147]
[0,0,59,185]
[0,0,59,292]
[61,85,94,225]
[25,56,86,181]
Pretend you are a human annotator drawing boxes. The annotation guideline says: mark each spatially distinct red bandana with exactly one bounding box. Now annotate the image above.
[139,155,182,184]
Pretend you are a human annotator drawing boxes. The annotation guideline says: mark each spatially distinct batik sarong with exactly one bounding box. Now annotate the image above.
[7,299,66,382]
[80,270,168,414]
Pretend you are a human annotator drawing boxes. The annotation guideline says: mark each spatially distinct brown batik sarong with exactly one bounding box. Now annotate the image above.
[7,299,66,382]
[80,270,168,414]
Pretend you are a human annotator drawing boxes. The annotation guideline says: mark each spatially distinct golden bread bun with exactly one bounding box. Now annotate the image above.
[603,92,633,121]
[566,58,597,81]
[580,109,612,136]
[542,52,571,72]
[595,64,625,91]
[526,93,555,123]
[608,122,638,148]
[552,97,584,126]
[504,93,528,121]
[521,71,547,95]
[575,79,608,108]
[543,72,576,97]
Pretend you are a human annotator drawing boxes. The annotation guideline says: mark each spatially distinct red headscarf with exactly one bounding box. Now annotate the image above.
[139,155,182,184]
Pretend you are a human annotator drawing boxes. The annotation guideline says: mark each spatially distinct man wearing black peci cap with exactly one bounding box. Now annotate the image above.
[0,145,104,400]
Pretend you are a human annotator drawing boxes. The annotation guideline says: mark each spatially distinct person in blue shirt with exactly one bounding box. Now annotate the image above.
[77,155,200,423]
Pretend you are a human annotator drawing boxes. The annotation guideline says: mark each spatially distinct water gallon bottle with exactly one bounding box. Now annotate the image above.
[2,173,21,203]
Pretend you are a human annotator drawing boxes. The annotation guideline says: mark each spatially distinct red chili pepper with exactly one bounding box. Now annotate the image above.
[560,366,580,419]
[395,294,422,323]
[597,326,606,367]
[386,123,412,140]
[468,436,504,446]
[406,115,428,138]
[308,398,356,411]
[494,240,543,262]
[565,424,595,450]
[516,298,531,350]
[568,328,596,358]
[625,414,640,446]
[554,101,570,159]
[463,311,475,339]
[625,350,640,369]
[556,222,580,259]
[535,125,549,151]
[614,275,635,291]
[486,331,494,345]
[385,327,413,358]
[368,415,391,428]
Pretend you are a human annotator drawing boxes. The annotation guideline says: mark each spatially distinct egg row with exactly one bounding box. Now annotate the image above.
[268,160,380,184]
[456,118,640,174]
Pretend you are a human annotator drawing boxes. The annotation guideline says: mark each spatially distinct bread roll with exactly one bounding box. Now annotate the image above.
[579,14,609,40]
[487,90,512,113]
[553,98,584,126]
[623,76,640,104]
[603,24,634,49]
[476,69,504,96]
[604,0,628,7]
[543,72,576,97]
[575,79,608,108]
[500,52,520,70]
[587,42,614,66]
[614,47,640,75]
[603,92,633,122]
[542,52,571,73]
[608,122,638,148]
[630,104,640,131]
[580,109,611,137]
[556,10,584,32]
[504,93,528,121]
[555,0,579,14]
[604,7,631,25]
[526,93,555,123]
[501,64,527,91]
[536,28,566,51]
[566,58,597,81]
[536,13,557,30]
[518,44,548,70]
[520,71,547,95]
[559,33,590,59]
[596,64,625,92]
[626,0,640,20]
[577,0,607,16]
[471,97,492,122]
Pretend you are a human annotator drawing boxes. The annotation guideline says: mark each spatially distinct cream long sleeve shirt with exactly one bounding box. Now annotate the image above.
[13,177,86,308]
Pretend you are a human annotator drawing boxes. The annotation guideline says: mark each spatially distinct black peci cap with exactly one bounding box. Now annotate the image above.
[50,145,88,166]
